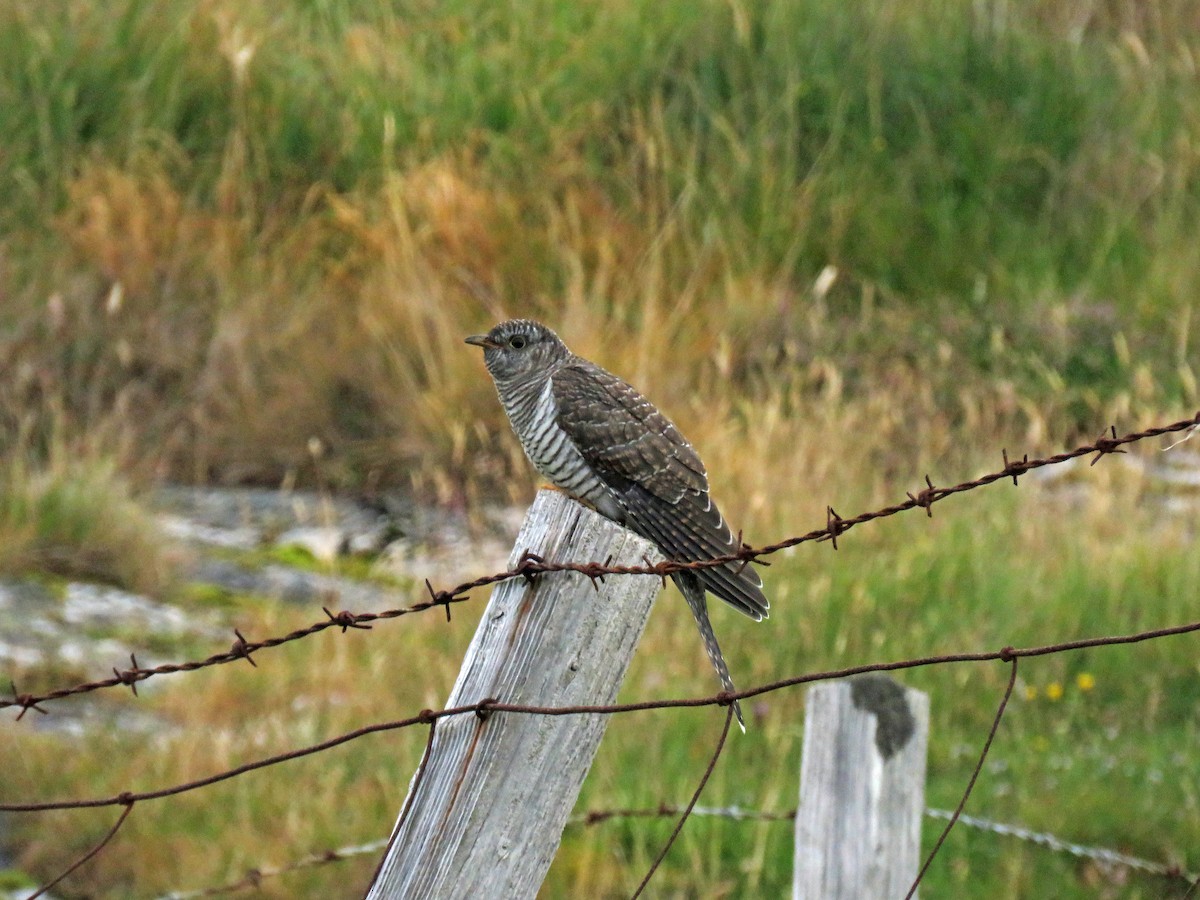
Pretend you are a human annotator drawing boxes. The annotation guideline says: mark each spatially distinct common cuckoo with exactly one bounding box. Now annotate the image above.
[466,319,767,729]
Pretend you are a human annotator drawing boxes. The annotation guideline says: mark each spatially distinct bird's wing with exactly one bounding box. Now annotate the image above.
[551,361,768,620]
[550,361,705,501]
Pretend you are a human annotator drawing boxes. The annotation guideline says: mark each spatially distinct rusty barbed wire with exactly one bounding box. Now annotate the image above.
[2,620,1196,817]
[2,628,1190,897]
[5,617,1196,895]
[6,612,1195,900]
[3,413,1199,896]
[3,412,1197,720]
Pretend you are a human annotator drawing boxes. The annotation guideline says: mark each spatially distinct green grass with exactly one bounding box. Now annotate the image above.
[0,0,1198,895]
[244,542,408,587]
[0,452,170,594]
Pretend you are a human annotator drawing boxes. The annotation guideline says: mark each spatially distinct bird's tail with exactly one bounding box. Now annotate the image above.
[674,570,746,733]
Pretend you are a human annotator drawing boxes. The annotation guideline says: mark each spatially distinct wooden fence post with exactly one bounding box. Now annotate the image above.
[367,489,662,899]
[793,675,930,899]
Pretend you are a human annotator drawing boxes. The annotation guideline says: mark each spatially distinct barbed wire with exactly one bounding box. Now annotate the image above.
[590,805,1199,887]
[3,618,1197,816]
[4,412,1197,719]
[149,803,1199,899]
[924,809,1198,885]
[3,617,1198,897]
[2,412,1198,897]
[577,801,1200,886]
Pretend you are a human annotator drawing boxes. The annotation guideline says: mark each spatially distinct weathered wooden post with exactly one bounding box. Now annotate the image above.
[793,675,930,899]
[367,489,662,899]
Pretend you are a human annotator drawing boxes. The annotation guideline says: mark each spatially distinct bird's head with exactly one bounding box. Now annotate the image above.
[465,319,570,382]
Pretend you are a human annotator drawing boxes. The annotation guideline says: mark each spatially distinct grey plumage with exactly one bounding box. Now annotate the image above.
[466,319,767,729]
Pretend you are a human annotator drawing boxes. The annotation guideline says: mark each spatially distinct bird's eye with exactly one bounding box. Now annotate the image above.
[509,335,528,350]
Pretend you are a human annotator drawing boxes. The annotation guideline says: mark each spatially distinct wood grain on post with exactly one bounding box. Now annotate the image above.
[367,489,662,899]
[793,676,930,900]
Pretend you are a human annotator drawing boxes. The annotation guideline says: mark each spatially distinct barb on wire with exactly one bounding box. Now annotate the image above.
[5,412,1198,719]
[8,679,47,720]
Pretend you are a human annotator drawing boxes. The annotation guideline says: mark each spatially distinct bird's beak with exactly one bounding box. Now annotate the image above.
[465,334,500,349]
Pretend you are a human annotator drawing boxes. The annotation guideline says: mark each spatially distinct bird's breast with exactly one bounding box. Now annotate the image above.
[500,376,622,520]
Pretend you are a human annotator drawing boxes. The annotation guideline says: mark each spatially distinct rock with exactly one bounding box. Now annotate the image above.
[159,513,261,550]
[62,583,200,635]
[347,520,394,555]
[154,486,397,555]
[375,534,511,587]
[275,526,348,563]
[185,558,409,607]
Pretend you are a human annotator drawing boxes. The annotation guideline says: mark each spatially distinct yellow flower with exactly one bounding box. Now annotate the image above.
[1023,685,1038,701]
[1076,673,1096,692]
[1045,682,1064,701]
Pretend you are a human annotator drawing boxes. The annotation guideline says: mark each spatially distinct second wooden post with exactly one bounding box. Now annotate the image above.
[793,675,930,899]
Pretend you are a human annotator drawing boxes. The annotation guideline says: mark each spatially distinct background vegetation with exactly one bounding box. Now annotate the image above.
[0,0,1197,896]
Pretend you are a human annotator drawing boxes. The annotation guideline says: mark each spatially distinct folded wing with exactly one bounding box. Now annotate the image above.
[551,361,768,620]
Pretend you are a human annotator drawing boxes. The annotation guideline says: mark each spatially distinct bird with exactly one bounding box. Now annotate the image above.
[466,318,767,730]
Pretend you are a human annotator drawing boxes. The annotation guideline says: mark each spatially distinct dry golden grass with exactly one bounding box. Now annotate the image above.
[3,0,1197,503]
